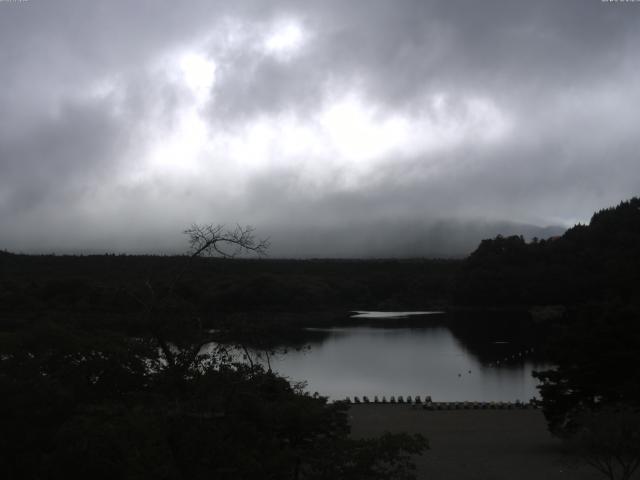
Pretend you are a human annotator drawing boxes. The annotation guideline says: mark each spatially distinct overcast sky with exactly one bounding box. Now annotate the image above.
[1,0,639,257]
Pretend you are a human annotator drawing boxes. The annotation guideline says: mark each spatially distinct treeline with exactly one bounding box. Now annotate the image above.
[1,254,433,478]
[453,197,640,456]
[3,197,639,319]
[0,301,427,480]
[454,197,640,308]
[0,255,458,320]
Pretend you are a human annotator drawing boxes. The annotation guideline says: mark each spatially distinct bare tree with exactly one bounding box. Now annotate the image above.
[184,223,269,259]
[130,224,269,374]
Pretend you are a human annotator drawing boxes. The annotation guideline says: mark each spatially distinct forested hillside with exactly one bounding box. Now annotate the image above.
[454,197,640,307]
[0,254,458,334]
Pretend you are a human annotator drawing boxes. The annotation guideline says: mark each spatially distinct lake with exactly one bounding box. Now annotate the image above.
[253,311,549,402]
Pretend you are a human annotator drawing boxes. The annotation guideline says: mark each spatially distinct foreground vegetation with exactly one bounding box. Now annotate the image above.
[1,320,428,479]
[455,198,640,480]
[2,197,640,479]
[0,227,429,479]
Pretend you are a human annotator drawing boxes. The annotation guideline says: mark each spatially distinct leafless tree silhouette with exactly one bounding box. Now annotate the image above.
[184,223,269,259]
[130,224,269,373]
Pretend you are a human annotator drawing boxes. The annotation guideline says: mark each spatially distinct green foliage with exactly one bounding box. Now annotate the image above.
[0,320,427,480]
[533,304,640,436]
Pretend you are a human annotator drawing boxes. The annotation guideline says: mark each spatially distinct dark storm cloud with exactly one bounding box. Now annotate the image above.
[0,0,639,256]
[208,0,638,117]
[0,97,131,208]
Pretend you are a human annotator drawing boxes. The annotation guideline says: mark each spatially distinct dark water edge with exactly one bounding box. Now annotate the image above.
[220,309,553,402]
[224,308,552,362]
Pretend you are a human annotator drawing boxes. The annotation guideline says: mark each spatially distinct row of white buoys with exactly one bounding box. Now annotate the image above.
[488,347,536,367]
[343,397,539,409]
[422,400,538,410]
[345,395,432,405]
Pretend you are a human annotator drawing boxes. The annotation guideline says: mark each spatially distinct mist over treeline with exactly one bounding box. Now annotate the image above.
[2,217,564,258]
[1,197,636,318]
[261,219,564,258]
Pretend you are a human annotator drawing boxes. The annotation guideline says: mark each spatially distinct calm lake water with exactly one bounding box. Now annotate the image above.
[259,312,549,402]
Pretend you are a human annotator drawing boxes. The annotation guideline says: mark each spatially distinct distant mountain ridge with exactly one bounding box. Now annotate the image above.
[0,218,565,258]
[264,218,566,258]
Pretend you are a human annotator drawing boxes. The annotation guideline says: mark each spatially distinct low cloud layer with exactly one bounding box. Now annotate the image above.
[1,0,639,256]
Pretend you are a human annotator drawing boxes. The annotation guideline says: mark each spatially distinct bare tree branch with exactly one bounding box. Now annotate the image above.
[184,223,269,259]
[137,223,269,375]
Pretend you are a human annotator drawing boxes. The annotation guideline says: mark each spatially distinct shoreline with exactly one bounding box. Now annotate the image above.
[341,398,540,409]
[348,405,602,480]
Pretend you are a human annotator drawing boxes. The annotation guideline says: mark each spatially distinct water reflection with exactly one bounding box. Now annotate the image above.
[351,311,445,319]
[266,326,548,402]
